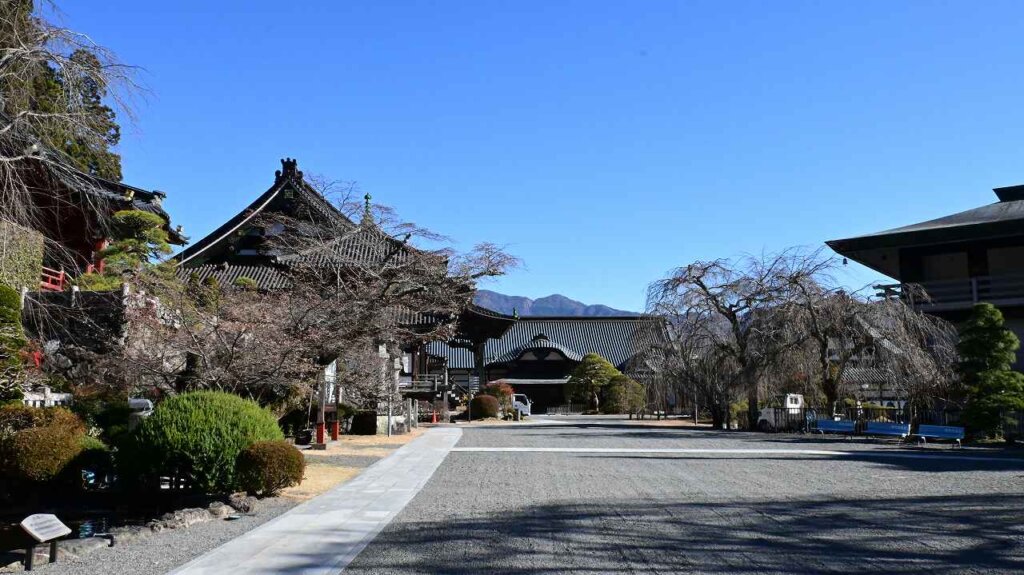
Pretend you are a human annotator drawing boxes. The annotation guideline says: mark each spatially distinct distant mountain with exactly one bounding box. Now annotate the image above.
[474,289,639,317]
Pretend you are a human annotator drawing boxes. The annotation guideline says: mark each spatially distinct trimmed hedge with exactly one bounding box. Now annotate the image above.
[132,391,283,493]
[236,440,305,497]
[0,284,26,376]
[1,423,84,482]
[469,395,499,420]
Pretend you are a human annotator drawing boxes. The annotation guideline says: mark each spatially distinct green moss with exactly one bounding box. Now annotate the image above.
[0,221,44,291]
[232,276,258,291]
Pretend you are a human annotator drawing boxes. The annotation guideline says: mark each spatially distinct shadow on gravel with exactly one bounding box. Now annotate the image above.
[582,453,1024,473]
[343,493,1024,574]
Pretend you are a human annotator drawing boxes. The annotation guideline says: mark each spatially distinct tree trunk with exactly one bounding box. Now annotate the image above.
[746,385,759,430]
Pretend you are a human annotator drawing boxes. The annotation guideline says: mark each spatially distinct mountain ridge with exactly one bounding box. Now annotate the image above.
[473,289,639,317]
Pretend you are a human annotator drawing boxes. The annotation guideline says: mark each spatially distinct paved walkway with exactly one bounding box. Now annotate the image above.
[169,427,462,575]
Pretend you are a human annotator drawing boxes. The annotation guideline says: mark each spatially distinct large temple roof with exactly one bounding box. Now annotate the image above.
[428,315,666,370]
[175,158,349,266]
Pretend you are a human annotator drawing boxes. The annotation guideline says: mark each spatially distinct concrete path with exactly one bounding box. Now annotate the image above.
[169,427,462,575]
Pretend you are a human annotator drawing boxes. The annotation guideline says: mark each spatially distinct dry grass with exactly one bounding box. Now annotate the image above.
[280,427,427,501]
[280,464,362,501]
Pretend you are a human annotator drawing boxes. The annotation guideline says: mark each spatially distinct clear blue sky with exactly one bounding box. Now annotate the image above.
[55,1,1024,312]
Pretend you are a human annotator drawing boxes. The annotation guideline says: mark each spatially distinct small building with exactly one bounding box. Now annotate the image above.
[426,315,666,413]
[827,184,1024,366]
[21,386,73,408]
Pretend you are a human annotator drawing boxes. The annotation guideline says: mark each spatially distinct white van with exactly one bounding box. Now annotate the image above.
[512,394,532,417]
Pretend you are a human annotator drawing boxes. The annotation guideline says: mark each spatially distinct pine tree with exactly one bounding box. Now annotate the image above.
[566,353,620,410]
[958,303,1024,436]
[0,2,123,181]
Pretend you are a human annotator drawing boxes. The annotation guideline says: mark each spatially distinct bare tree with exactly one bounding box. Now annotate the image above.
[1,1,137,235]
[80,188,519,415]
[647,250,820,428]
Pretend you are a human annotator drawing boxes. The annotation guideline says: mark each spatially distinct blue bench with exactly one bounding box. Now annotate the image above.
[916,424,964,448]
[865,421,911,442]
[815,419,856,436]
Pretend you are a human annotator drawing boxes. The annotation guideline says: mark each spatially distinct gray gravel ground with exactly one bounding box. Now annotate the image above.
[23,497,296,575]
[347,417,1024,574]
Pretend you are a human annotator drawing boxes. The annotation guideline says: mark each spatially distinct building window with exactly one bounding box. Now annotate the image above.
[921,252,967,281]
[987,246,1024,276]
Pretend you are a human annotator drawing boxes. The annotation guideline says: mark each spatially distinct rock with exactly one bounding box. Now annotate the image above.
[57,537,109,559]
[108,525,149,545]
[228,492,258,513]
[208,501,235,518]
[147,507,212,531]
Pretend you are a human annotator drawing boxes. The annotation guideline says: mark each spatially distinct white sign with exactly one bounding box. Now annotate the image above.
[20,514,71,543]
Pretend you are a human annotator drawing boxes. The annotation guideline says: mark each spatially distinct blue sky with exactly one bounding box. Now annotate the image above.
[55,1,1024,312]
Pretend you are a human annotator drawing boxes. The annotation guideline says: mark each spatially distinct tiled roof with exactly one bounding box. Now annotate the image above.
[490,334,584,364]
[428,315,667,370]
[179,263,291,290]
[827,188,1024,252]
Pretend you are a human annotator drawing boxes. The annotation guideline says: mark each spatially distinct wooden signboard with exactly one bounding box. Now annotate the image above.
[20,514,70,570]
[20,514,71,543]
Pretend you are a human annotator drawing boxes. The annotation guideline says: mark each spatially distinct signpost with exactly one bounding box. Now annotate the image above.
[20,514,71,570]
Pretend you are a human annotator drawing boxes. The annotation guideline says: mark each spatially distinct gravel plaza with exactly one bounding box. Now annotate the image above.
[166,417,1024,574]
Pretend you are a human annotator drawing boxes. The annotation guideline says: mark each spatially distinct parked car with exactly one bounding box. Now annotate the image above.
[512,394,532,417]
[757,393,814,432]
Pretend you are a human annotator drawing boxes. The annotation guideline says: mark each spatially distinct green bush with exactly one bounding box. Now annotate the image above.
[469,395,499,420]
[0,284,26,374]
[601,375,644,414]
[132,391,284,493]
[236,440,305,497]
[0,405,84,438]
[1,424,84,482]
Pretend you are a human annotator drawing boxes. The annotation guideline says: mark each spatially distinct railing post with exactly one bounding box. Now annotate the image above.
[971,277,978,303]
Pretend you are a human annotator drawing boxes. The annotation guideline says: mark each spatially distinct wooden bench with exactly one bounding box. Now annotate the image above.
[916,424,964,448]
[864,421,911,443]
[815,419,856,437]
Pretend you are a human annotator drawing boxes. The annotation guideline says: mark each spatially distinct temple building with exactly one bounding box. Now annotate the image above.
[426,315,666,413]
[0,126,183,291]
[828,184,1024,367]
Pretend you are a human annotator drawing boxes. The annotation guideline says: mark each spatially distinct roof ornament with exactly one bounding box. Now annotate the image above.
[512,307,519,319]
[361,193,373,225]
[275,158,303,183]
[532,333,548,341]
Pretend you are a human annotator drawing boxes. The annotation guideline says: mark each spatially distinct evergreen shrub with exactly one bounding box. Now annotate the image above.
[132,391,283,493]
[469,395,499,419]
[0,407,89,488]
[236,440,305,497]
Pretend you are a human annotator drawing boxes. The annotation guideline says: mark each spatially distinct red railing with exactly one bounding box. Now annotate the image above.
[39,267,66,291]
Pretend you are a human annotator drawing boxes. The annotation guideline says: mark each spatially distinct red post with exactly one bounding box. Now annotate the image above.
[432,410,437,424]
[330,420,340,440]
[315,422,325,444]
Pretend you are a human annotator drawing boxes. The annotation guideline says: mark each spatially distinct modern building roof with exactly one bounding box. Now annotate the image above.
[428,315,666,370]
[827,185,1024,254]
